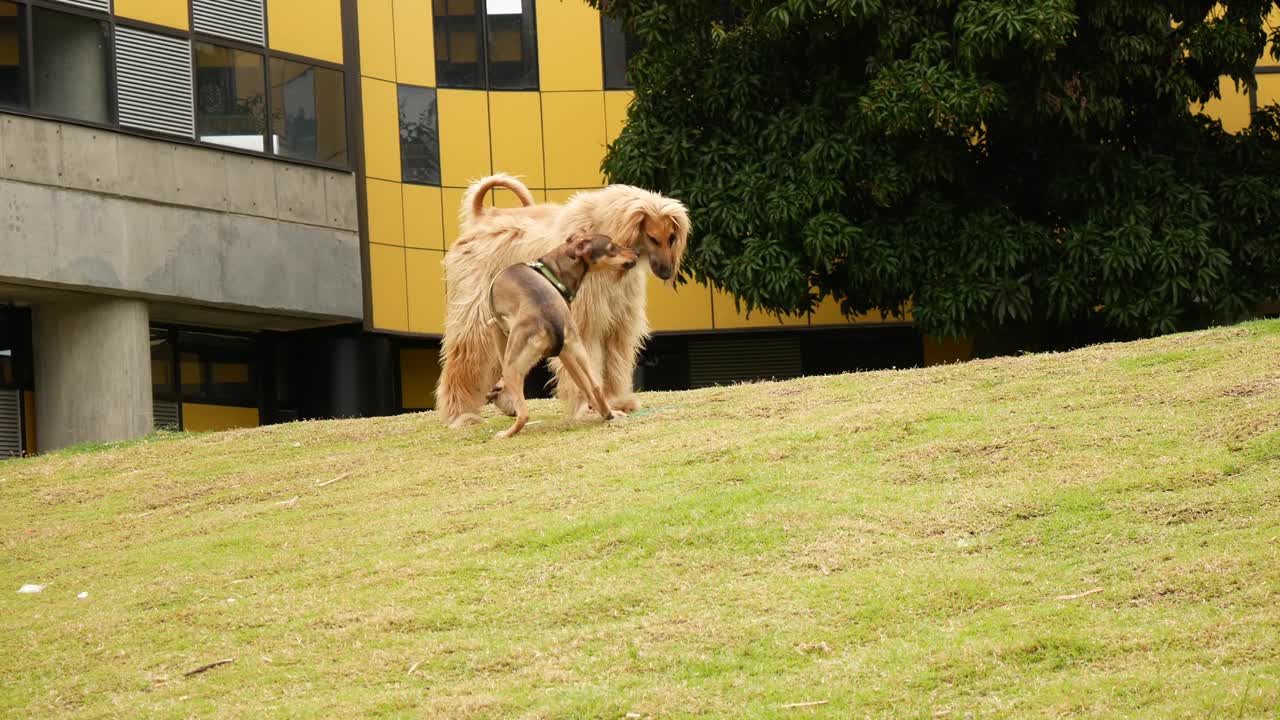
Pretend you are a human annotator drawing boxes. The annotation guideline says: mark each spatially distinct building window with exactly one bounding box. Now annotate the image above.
[485,0,537,89]
[434,0,484,88]
[151,328,177,400]
[399,84,440,185]
[270,58,348,166]
[195,43,267,152]
[434,0,537,90]
[0,2,26,108]
[178,331,258,407]
[30,6,111,124]
[601,13,643,90]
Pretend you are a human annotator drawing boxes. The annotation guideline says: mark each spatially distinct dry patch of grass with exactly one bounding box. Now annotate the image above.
[2,320,1279,718]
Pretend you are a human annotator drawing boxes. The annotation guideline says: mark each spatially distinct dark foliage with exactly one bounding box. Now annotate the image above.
[592,0,1280,339]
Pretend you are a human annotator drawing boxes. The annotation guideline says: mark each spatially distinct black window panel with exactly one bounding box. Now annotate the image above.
[150,328,176,400]
[0,2,26,109]
[601,13,643,90]
[484,0,537,90]
[195,43,267,152]
[31,7,111,124]
[270,58,348,166]
[0,308,32,390]
[178,331,259,407]
[434,0,485,88]
[399,84,441,185]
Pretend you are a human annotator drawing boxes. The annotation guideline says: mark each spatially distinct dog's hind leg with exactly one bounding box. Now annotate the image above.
[494,327,549,439]
[437,334,501,428]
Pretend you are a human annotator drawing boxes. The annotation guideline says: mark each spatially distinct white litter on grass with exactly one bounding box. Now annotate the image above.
[77,592,89,600]
[17,584,45,594]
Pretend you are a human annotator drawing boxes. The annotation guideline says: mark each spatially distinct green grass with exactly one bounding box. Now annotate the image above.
[3,321,1280,719]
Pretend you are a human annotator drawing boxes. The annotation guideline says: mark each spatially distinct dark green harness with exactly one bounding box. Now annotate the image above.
[488,261,575,324]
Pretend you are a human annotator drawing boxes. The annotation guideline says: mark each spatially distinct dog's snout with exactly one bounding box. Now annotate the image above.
[623,259,636,270]
[652,263,673,280]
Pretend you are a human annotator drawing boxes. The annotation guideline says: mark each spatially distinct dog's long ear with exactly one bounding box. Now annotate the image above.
[669,204,692,276]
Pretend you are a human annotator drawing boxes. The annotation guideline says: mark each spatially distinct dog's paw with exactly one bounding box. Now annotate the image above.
[449,413,484,429]
[607,409,627,421]
[611,395,641,413]
[572,405,599,421]
[494,427,518,440]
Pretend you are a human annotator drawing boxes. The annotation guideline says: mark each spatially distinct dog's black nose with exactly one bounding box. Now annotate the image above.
[653,265,672,280]
[623,260,636,269]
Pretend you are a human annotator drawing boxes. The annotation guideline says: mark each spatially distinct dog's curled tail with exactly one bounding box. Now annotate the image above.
[462,173,535,225]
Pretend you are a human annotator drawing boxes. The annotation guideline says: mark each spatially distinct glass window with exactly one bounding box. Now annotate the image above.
[0,2,25,108]
[0,308,31,390]
[178,331,258,407]
[434,0,484,88]
[195,43,267,152]
[601,14,643,90]
[485,0,537,90]
[399,85,440,185]
[270,58,348,166]
[31,7,110,124]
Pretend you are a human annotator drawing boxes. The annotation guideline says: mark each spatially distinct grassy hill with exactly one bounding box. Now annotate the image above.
[2,321,1279,719]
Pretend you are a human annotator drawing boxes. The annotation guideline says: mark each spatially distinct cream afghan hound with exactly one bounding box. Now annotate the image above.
[435,173,691,428]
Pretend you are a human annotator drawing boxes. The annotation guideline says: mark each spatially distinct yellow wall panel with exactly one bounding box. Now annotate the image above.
[604,90,633,145]
[1199,76,1252,133]
[114,0,189,30]
[367,178,405,246]
[269,0,344,64]
[403,183,444,250]
[542,91,606,188]
[536,0,603,91]
[647,276,714,332]
[406,248,447,334]
[1256,73,1280,108]
[362,77,401,181]
[370,243,410,331]
[810,296,887,326]
[182,404,260,433]
[393,0,435,86]
[712,288,807,329]
[400,348,441,409]
[493,186,546,208]
[23,391,35,454]
[442,187,465,247]
[358,0,396,81]
[438,90,492,186]
[489,92,545,188]
[545,188,586,204]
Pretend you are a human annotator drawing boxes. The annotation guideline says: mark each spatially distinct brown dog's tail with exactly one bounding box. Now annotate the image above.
[462,173,535,226]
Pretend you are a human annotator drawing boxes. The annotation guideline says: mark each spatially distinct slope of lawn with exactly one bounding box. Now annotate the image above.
[2,320,1279,719]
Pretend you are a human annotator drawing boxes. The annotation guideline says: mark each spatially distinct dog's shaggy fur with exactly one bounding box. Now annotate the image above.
[436,174,691,428]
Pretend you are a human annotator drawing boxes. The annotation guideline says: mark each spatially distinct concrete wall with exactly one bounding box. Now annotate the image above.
[32,298,152,452]
[0,114,362,323]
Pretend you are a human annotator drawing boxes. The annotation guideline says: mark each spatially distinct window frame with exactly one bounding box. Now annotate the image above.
[0,0,352,173]
[600,11,643,91]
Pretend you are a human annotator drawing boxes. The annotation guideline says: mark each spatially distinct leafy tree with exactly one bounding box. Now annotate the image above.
[591,0,1280,343]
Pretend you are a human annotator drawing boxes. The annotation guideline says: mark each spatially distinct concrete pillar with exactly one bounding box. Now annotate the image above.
[32,297,152,452]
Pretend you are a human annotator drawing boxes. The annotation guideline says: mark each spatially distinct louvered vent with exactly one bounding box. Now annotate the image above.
[115,27,194,137]
[50,0,111,12]
[0,389,22,458]
[153,400,180,431]
[688,336,804,389]
[192,0,265,45]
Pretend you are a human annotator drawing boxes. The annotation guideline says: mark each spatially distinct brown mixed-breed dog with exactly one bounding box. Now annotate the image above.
[436,173,692,428]
[485,233,639,438]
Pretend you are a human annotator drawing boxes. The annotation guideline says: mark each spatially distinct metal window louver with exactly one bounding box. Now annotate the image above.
[153,400,180,431]
[192,0,265,45]
[49,0,112,12]
[114,27,194,137]
[0,389,22,458]
[688,336,804,389]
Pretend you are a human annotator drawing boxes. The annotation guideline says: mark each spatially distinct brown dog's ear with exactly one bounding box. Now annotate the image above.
[568,237,594,260]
